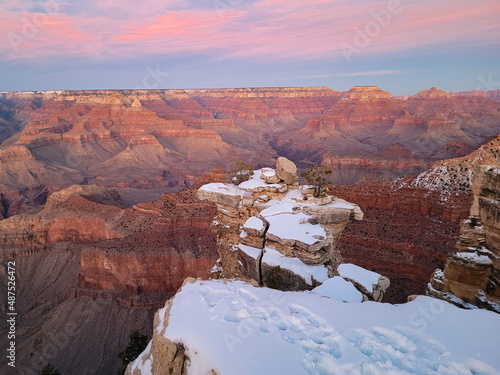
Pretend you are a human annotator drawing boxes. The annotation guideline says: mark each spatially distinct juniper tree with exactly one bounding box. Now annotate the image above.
[301,164,332,198]
[229,161,254,184]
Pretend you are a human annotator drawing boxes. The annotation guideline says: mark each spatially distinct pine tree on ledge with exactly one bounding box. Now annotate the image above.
[300,164,332,198]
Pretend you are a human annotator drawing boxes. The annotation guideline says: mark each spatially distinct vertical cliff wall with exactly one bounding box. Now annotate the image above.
[428,166,500,312]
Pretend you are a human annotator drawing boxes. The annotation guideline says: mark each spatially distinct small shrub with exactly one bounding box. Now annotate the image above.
[40,364,61,375]
[118,331,149,374]
[300,164,332,198]
[229,161,253,185]
[307,217,319,225]
[470,217,479,228]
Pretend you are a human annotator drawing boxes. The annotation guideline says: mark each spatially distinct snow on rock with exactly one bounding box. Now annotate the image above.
[338,263,390,301]
[261,168,280,183]
[338,263,381,293]
[129,341,153,374]
[453,251,493,266]
[196,162,365,289]
[242,216,266,236]
[239,244,263,260]
[266,212,327,247]
[196,183,251,206]
[238,169,287,193]
[239,179,285,193]
[312,276,363,303]
[262,246,329,286]
[259,200,300,217]
[130,279,500,375]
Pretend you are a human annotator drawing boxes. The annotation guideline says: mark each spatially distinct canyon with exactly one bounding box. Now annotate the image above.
[0,87,499,374]
[1,86,500,217]
[0,177,221,374]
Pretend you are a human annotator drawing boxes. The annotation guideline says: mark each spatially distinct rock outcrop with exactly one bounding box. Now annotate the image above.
[428,166,500,312]
[197,158,389,300]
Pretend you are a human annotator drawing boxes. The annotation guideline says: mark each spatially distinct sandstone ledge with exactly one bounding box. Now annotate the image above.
[197,158,388,300]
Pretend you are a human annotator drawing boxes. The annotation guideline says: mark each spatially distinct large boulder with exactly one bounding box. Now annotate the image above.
[276,157,297,184]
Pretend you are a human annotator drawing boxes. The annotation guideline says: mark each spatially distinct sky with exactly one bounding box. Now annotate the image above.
[0,0,499,95]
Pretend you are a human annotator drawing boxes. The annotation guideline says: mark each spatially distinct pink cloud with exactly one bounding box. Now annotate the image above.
[115,10,246,42]
[0,9,93,59]
[349,1,500,57]
[0,0,498,62]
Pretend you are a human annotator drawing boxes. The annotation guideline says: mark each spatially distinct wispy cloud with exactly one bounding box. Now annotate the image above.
[290,70,406,80]
[0,0,498,63]
[337,70,404,77]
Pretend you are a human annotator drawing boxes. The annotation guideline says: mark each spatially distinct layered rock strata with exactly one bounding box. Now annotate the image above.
[428,166,500,312]
[2,85,500,203]
[0,179,221,374]
[197,158,389,300]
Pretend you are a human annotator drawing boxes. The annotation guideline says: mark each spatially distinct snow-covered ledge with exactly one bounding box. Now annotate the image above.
[127,278,500,375]
[196,157,388,300]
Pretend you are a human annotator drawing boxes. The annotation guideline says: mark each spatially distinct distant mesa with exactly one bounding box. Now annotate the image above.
[411,86,450,99]
[341,86,393,101]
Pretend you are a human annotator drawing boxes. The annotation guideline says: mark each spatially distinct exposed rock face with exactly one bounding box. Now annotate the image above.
[276,156,297,184]
[1,86,499,205]
[0,180,219,374]
[197,159,389,300]
[410,135,500,195]
[428,166,500,312]
[331,136,500,303]
[332,181,471,303]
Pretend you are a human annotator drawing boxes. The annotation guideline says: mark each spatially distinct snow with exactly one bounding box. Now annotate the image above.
[260,201,299,217]
[327,200,355,210]
[427,283,479,310]
[262,168,277,177]
[433,269,444,279]
[143,279,500,375]
[266,212,326,245]
[312,277,363,303]
[198,182,251,197]
[239,178,283,191]
[211,264,223,273]
[338,263,381,293]
[243,216,265,231]
[239,244,263,260]
[262,246,329,285]
[454,251,492,265]
[238,169,284,191]
[130,341,153,374]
